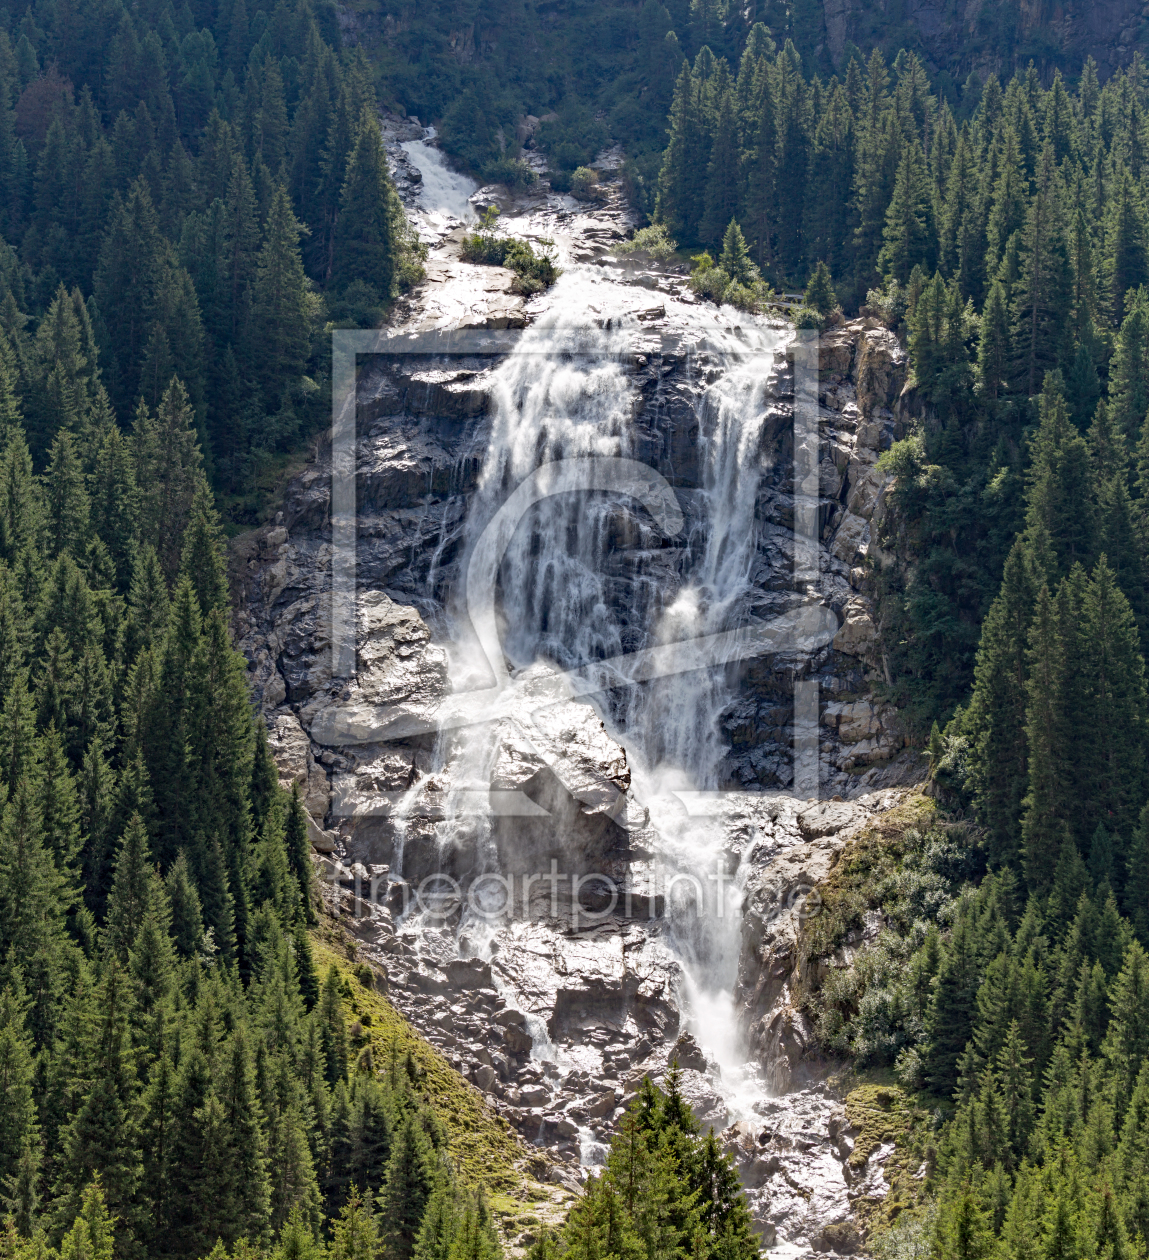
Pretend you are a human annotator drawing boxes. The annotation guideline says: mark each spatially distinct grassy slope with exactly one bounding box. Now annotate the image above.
[308,927,576,1241]
[799,793,938,964]
[796,793,942,1236]
[840,1077,934,1236]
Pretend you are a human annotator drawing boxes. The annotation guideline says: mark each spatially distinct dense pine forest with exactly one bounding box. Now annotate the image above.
[651,35,1149,1260]
[4,0,1149,1253]
[0,0,421,517]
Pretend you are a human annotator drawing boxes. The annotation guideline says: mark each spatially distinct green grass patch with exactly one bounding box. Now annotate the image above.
[841,1077,935,1236]
[800,793,938,962]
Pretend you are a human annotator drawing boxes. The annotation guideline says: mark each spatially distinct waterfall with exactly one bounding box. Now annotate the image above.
[400,127,478,225]
[432,262,792,1120]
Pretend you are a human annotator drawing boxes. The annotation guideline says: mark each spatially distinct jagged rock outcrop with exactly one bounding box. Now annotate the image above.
[819,0,1139,81]
[232,151,925,1254]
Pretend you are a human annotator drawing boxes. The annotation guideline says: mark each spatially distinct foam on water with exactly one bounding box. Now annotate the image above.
[400,127,478,224]
[438,262,792,1120]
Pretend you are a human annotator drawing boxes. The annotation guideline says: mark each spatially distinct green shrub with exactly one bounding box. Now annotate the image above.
[864,276,908,327]
[569,166,601,199]
[460,207,561,293]
[550,140,589,170]
[793,304,825,329]
[687,252,775,312]
[617,223,677,259]
[481,156,538,189]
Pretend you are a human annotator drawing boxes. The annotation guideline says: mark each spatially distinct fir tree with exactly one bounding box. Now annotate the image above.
[0,981,36,1198]
[285,783,313,922]
[718,220,757,287]
[217,1026,272,1245]
[59,1177,115,1260]
[1127,805,1149,946]
[658,64,706,243]
[1101,166,1148,326]
[133,379,208,583]
[253,185,312,405]
[967,539,1037,864]
[377,1115,437,1260]
[1010,145,1072,397]
[89,422,139,593]
[877,140,934,284]
[1021,585,1068,892]
[332,1190,379,1260]
[804,261,836,317]
[700,91,740,248]
[178,490,228,617]
[58,963,141,1237]
[1074,557,1147,846]
[104,814,154,964]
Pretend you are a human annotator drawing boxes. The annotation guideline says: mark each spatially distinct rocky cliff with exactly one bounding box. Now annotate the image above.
[819,0,1142,80]
[230,144,928,1252]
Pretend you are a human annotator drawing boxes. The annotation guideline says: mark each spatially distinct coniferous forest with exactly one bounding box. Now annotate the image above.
[2,0,1149,1254]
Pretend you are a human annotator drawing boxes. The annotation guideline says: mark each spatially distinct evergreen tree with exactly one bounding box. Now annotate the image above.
[976,279,1011,401]
[700,91,740,248]
[851,49,896,284]
[59,1177,115,1260]
[1024,375,1094,581]
[1010,145,1072,397]
[1101,166,1148,326]
[332,1190,379,1260]
[0,771,69,1046]
[925,907,980,1095]
[1021,585,1068,891]
[377,1115,437,1260]
[127,543,170,657]
[718,220,757,287]
[1127,805,1149,945]
[805,261,836,317]
[178,490,228,617]
[658,64,706,242]
[1074,557,1147,847]
[0,981,36,1198]
[104,814,154,964]
[45,430,90,561]
[133,379,208,583]
[1109,289,1149,439]
[217,1026,272,1245]
[58,963,141,1236]
[89,423,139,593]
[165,849,205,957]
[967,540,1037,864]
[252,186,312,407]
[878,140,935,284]
[285,784,313,922]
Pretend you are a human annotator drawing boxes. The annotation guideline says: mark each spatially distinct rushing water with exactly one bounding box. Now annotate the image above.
[398,159,796,1133]
[446,262,789,1121]
[400,127,478,225]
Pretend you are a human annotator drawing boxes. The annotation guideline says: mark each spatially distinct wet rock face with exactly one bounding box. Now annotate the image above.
[232,318,916,802]
[319,787,914,1250]
[232,160,926,1253]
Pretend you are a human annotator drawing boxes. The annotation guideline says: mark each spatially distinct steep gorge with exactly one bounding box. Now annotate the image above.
[231,128,928,1254]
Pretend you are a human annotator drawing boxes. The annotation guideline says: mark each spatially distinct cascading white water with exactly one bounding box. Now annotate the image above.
[439,262,791,1120]
[392,147,796,1126]
[400,127,478,224]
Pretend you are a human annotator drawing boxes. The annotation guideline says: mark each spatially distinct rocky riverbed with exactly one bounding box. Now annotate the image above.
[230,124,926,1255]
